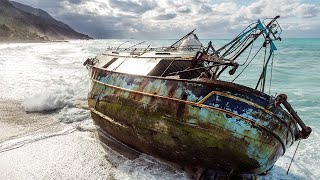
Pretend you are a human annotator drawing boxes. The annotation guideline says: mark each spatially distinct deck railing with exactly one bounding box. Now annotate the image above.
[104,45,204,53]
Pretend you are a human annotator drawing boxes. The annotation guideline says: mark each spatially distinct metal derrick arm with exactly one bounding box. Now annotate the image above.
[274,94,312,139]
[197,16,282,82]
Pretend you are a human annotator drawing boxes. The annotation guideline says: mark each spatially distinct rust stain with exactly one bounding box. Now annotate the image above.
[88,67,300,174]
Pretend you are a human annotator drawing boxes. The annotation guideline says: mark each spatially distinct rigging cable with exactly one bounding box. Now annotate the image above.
[239,40,254,66]
[269,53,275,95]
[228,30,257,60]
[216,22,257,53]
[231,44,264,82]
[286,140,301,175]
[224,34,250,57]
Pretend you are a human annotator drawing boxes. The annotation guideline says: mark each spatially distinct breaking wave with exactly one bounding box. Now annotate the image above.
[22,79,90,123]
[22,87,76,112]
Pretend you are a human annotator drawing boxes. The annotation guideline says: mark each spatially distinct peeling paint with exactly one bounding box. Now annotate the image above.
[88,67,300,174]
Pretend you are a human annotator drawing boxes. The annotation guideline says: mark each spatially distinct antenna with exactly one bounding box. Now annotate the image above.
[116,40,129,50]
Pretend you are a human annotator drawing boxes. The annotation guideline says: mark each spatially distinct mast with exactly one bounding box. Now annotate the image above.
[166,29,196,50]
[212,16,281,79]
[231,16,280,62]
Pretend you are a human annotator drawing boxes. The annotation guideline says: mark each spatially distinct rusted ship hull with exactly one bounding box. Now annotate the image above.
[88,66,299,174]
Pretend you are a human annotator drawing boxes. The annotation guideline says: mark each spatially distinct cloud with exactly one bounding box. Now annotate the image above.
[11,0,320,38]
[199,4,212,14]
[108,0,157,14]
[238,0,319,19]
[177,6,191,13]
[67,0,83,5]
[153,13,177,20]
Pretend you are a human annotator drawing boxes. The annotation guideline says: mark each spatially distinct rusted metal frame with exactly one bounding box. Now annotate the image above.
[90,78,287,153]
[206,41,217,55]
[261,50,273,93]
[205,35,250,79]
[231,16,280,63]
[282,101,312,139]
[263,18,282,41]
[216,16,280,78]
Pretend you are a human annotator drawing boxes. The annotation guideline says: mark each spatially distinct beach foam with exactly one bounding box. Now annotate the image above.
[22,87,75,112]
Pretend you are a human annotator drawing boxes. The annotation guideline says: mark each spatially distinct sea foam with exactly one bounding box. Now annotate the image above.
[22,79,90,123]
[22,88,75,112]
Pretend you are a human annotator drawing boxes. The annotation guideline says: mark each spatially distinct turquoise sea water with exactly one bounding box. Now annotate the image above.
[217,38,320,179]
[0,38,319,179]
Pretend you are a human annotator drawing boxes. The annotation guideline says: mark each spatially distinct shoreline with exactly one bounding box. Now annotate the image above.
[0,39,96,44]
[0,40,69,44]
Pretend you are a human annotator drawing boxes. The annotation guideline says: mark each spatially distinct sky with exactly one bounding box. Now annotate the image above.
[12,0,320,39]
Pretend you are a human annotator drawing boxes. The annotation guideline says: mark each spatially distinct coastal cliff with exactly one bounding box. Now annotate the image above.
[0,0,92,41]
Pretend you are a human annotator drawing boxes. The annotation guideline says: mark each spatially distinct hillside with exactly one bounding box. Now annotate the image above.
[0,0,92,41]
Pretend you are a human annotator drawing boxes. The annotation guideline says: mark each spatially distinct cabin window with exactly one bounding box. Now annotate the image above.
[105,58,161,75]
[148,60,206,79]
[155,52,171,55]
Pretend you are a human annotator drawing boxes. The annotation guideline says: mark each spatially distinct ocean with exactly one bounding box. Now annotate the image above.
[0,38,319,179]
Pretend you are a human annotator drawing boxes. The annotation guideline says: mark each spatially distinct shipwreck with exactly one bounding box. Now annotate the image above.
[84,16,312,178]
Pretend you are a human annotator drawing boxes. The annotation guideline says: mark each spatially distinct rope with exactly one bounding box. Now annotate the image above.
[239,40,254,66]
[261,45,267,91]
[286,140,301,175]
[228,30,257,61]
[225,35,250,57]
[231,44,264,82]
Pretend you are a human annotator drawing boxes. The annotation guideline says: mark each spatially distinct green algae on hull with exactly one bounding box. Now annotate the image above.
[87,71,293,174]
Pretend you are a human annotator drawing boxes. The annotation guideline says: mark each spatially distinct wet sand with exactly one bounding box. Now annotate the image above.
[0,99,60,142]
[0,99,188,180]
[0,99,112,179]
